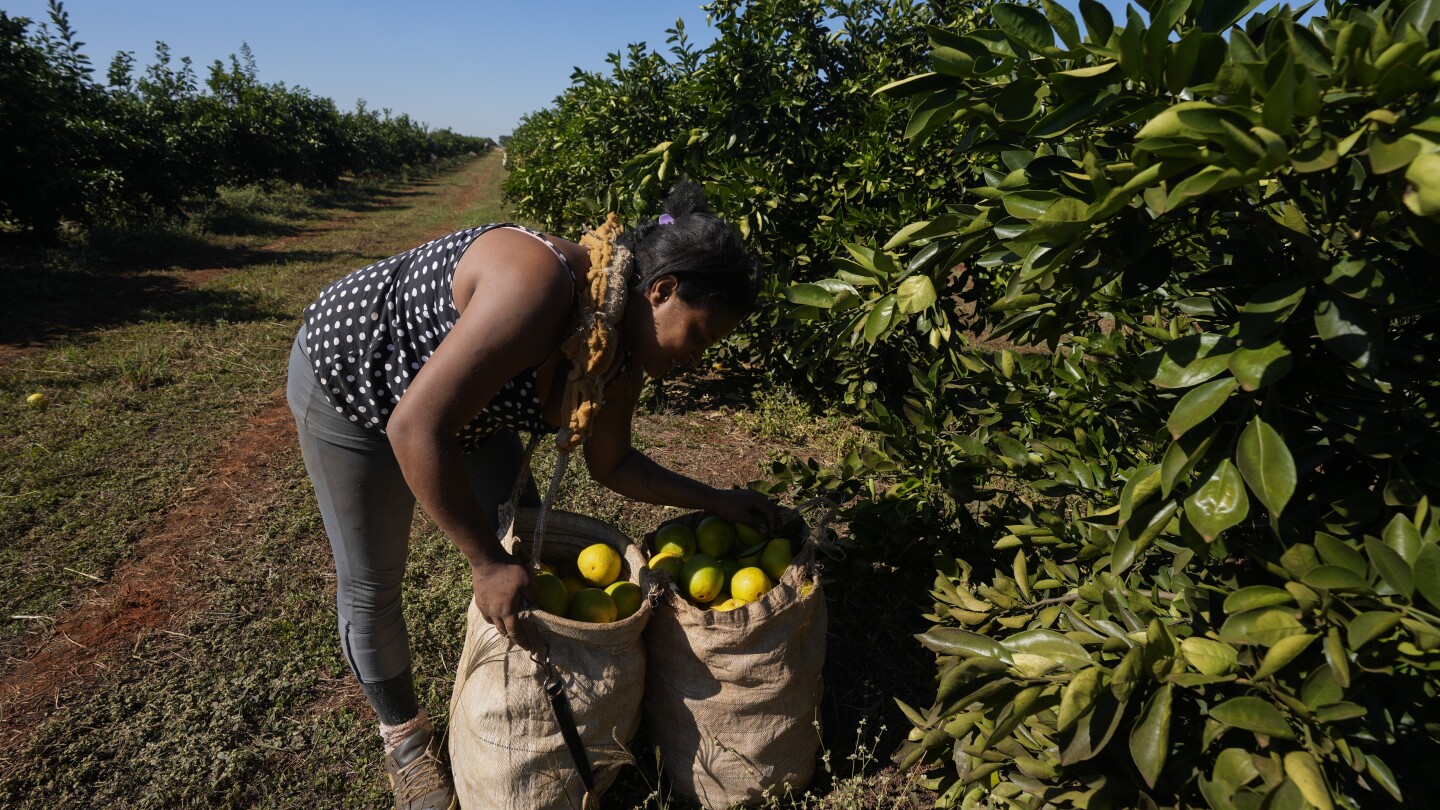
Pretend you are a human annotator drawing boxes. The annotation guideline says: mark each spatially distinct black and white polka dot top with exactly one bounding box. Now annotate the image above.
[301,223,579,450]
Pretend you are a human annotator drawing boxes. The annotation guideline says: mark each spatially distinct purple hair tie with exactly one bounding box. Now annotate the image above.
[658,214,675,225]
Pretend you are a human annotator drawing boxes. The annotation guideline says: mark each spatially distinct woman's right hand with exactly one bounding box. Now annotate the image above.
[471,556,538,649]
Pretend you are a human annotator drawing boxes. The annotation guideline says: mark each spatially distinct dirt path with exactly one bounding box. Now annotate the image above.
[0,158,501,742]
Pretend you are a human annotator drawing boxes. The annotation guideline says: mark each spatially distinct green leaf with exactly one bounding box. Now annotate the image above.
[1383,513,1422,564]
[1209,696,1294,739]
[1302,565,1372,593]
[1212,747,1261,789]
[1219,607,1306,647]
[1003,629,1092,669]
[1253,634,1316,679]
[916,627,1013,663]
[1166,378,1237,439]
[994,2,1056,53]
[1369,132,1422,175]
[863,294,898,344]
[1314,291,1379,373]
[884,215,963,250]
[1239,280,1307,341]
[1414,544,1440,610]
[1224,586,1294,614]
[1184,459,1250,541]
[1365,753,1404,802]
[1404,152,1440,217]
[1365,537,1414,598]
[1228,339,1293,391]
[1078,0,1114,42]
[1236,416,1297,516]
[1181,637,1238,676]
[1315,533,1367,576]
[784,283,835,309]
[1129,684,1173,788]
[1324,627,1350,688]
[1058,666,1105,731]
[1283,751,1334,810]
[1161,428,1218,497]
[1002,191,1061,220]
[1138,333,1236,389]
[896,276,938,314]
[1041,0,1082,49]
[1347,611,1400,650]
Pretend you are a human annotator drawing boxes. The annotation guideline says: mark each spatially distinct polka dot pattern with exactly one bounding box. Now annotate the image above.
[300,223,577,450]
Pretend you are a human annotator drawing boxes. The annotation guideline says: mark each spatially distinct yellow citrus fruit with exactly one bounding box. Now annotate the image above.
[760,538,793,581]
[648,552,685,581]
[652,522,697,559]
[730,566,773,603]
[561,576,587,597]
[712,598,744,612]
[566,588,618,623]
[26,393,48,408]
[695,516,737,558]
[577,543,622,588]
[606,581,643,620]
[680,554,725,604]
[735,521,765,549]
[533,572,569,616]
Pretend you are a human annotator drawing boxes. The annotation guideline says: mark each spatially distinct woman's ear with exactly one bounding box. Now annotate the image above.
[647,274,678,305]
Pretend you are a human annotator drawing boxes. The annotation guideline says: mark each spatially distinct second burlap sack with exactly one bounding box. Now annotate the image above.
[449,508,653,810]
[642,513,828,808]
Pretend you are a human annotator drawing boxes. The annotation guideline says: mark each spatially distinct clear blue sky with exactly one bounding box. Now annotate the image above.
[3,0,1294,141]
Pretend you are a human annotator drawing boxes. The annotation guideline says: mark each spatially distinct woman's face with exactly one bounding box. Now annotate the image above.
[626,275,742,378]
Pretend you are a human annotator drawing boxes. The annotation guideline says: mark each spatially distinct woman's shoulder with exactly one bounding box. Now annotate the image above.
[452,226,582,314]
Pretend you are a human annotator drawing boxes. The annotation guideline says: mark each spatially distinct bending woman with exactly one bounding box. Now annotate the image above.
[285,181,776,810]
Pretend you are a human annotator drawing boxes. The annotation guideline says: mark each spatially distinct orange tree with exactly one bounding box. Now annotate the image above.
[796,0,1440,806]
[503,0,1440,805]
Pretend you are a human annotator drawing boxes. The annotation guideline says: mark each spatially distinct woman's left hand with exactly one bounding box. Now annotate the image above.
[707,487,780,533]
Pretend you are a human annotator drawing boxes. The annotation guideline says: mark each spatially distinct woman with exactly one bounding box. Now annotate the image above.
[285,181,776,810]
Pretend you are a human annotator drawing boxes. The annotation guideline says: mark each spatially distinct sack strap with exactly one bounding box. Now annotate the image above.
[539,646,596,792]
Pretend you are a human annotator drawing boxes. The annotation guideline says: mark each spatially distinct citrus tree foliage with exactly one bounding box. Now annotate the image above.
[0,1,490,232]
[794,0,1440,806]
[504,0,1440,805]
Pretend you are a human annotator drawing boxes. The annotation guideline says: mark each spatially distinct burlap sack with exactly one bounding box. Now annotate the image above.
[642,512,828,808]
[449,508,653,810]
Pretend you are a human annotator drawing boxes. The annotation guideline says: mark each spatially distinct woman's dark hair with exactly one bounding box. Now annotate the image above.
[622,181,764,316]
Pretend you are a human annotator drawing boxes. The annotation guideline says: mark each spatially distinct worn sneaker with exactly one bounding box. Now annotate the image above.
[383,727,458,810]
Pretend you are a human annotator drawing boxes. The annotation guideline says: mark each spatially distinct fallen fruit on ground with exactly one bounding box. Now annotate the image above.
[26,393,47,408]
[606,581,643,620]
[566,588,618,623]
[577,542,622,587]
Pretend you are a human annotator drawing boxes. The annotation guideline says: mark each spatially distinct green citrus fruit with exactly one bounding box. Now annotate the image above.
[760,538,793,581]
[695,515,737,558]
[606,581,643,620]
[561,576,587,597]
[730,566,773,603]
[735,521,765,549]
[652,522,697,558]
[577,543,622,588]
[648,552,684,581]
[680,553,725,603]
[533,572,569,615]
[718,557,741,581]
[566,588,618,623]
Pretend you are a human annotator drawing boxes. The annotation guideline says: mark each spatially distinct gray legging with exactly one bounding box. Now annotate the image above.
[285,328,538,683]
